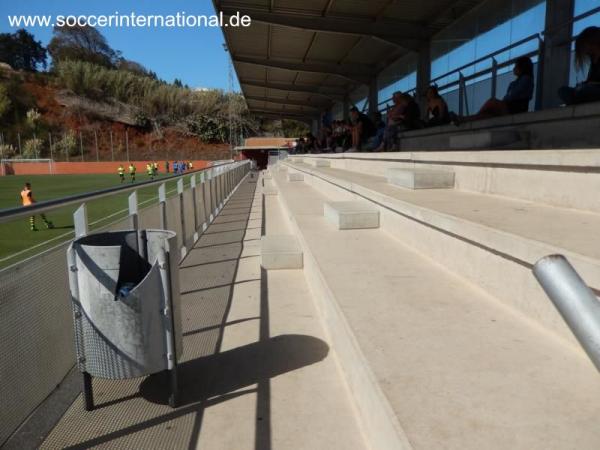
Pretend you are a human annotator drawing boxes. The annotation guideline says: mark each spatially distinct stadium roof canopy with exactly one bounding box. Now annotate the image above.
[213,0,486,121]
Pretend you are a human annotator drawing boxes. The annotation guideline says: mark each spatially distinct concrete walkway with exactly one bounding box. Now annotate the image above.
[40,174,366,450]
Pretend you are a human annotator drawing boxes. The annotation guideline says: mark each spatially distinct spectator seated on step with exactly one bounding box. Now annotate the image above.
[425,85,450,127]
[450,56,534,125]
[305,132,318,152]
[318,124,333,152]
[346,106,376,152]
[363,112,386,151]
[331,120,351,152]
[559,26,600,105]
[295,137,306,153]
[378,92,422,151]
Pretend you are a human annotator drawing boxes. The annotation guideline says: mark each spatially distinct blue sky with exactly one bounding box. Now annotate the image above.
[0,0,237,91]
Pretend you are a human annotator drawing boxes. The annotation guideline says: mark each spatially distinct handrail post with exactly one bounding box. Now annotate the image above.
[177,178,186,258]
[190,174,199,242]
[491,58,498,99]
[158,183,167,230]
[128,190,138,230]
[533,255,600,372]
[458,72,465,116]
[535,35,545,111]
[199,172,208,231]
[73,203,88,238]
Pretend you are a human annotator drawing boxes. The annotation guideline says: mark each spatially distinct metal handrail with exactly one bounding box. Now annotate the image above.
[376,4,600,114]
[533,255,600,372]
[376,34,541,113]
[0,161,238,224]
[431,34,541,86]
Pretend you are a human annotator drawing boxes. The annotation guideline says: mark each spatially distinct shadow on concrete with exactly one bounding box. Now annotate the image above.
[139,334,329,407]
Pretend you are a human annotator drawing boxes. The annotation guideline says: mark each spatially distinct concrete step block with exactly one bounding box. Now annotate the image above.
[288,172,304,182]
[324,201,380,230]
[261,235,303,270]
[308,159,331,168]
[386,168,454,189]
[290,157,303,163]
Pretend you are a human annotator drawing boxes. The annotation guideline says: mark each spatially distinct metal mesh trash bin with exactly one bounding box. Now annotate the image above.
[67,229,183,410]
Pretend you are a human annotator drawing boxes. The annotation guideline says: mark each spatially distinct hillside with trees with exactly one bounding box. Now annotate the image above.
[0,25,304,162]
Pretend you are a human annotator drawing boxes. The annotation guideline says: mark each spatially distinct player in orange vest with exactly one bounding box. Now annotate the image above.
[21,182,54,231]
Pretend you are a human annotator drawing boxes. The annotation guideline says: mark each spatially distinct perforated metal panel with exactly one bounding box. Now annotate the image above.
[164,195,183,252]
[182,189,196,248]
[139,203,162,230]
[0,243,75,446]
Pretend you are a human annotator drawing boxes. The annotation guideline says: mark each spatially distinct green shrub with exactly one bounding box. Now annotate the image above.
[0,143,16,159]
[22,137,43,158]
[53,130,79,157]
[0,84,11,119]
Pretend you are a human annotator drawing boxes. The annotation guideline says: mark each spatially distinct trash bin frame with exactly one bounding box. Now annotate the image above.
[68,229,181,410]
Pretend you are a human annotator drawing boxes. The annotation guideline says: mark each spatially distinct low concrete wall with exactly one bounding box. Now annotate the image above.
[0,160,209,176]
[397,101,600,150]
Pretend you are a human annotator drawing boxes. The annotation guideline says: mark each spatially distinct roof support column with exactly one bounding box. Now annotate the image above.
[368,77,379,117]
[540,0,575,109]
[416,41,431,119]
[311,118,319,136]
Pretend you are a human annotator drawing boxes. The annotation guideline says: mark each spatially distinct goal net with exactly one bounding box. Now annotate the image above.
[0,159,55,176]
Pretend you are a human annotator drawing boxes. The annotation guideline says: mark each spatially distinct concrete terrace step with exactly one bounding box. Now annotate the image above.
[271,167,600,450]
[386,168,455,189]
[260,235,303,270]
[288,172,304,182]
[283,160,600,345]
[297,150,600,214]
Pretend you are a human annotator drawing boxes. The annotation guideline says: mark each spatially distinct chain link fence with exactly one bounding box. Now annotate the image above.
[0,128,232,162]
[0,160,250,446]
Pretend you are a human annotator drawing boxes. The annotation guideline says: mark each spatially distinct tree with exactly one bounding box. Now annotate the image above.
[48,25,118,68]
[0,29,47,71]
[173,78,183,88]
[117,59,156,78]
[281,119,309,137]
[0,84,11,119]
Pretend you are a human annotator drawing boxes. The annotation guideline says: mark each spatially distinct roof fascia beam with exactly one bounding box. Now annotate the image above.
[234,55,374,84]
[240,79,346,99]
[219,6,427,51]
[245,95,329,108]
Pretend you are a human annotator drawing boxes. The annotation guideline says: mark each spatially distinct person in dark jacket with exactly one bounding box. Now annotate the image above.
[377,92,422,151]
[347,106,376,152]
[559,26,600,105]
[451,56,534,124]
[425,86,450,127]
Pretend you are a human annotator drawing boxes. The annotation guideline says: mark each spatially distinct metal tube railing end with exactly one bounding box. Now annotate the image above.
[533,254,600,372]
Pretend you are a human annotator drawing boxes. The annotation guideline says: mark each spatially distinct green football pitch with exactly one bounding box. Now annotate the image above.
[0,172,189,269]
